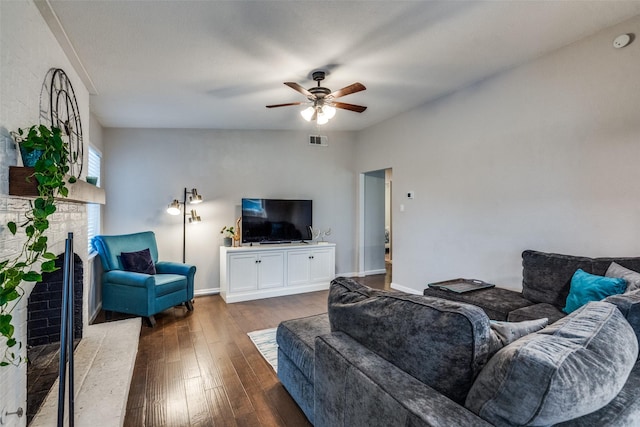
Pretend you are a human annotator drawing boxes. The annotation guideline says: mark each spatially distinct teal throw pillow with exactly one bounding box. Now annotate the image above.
[563,269,626,314]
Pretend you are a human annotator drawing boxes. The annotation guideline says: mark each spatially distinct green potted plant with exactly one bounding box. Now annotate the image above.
[220,226,235,247]
[0,125,73,366]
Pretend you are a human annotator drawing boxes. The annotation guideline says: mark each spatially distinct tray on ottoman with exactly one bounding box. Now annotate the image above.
[427,278,495,293]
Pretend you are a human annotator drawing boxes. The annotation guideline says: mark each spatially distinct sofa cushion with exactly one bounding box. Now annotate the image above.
[328,277,492,404]
[521,250,593,308]
[465,301,639,427]
[563,269,626,314]
[276,313,330,424]
[606,262,640,293]
[590,256,640,278]
[276,313,331,383]
[507,302,566,323]
[521,250,640,309]
[555,358,640,427]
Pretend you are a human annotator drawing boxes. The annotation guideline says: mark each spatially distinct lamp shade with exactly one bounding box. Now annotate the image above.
[167,200,181,215]
[189,188,203,204]
[189,209,201,223]
[317,113,329,125]
[323,105,336,119]
[300,106,315,122]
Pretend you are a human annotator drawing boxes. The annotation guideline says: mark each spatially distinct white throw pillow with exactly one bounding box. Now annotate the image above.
[605,262,640,293]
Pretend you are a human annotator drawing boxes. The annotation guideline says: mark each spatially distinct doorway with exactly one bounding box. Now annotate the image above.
[359,168,392,282]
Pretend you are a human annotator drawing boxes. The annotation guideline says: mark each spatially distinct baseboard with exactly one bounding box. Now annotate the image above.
[194,287,221,297]
[89,301,102,324]
[334,270,386,278]
[221,282,330,303]
[390,282,423,295]
[337,271,359,278]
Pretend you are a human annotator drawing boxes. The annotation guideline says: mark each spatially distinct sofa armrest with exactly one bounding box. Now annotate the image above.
[314,332,492,427]
[605,290,640,342]
[104,270,154,288]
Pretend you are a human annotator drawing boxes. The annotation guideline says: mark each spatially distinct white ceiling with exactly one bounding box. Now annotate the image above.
[43,1,640,131]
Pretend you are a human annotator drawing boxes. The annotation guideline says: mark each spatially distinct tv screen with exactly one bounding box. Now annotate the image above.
[242,198,312,243]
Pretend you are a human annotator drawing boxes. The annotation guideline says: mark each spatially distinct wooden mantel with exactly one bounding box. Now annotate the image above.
[9,166,105,204]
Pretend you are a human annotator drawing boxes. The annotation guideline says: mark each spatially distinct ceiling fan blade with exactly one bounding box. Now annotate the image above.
[284,82,314,98]
[333,101,367,113]
[266,102,304,108]
[329,82,366,99]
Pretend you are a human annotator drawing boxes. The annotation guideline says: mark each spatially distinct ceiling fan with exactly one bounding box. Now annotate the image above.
[266,70,367,125]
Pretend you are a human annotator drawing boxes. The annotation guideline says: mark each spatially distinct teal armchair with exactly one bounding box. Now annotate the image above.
[92,231,195,327]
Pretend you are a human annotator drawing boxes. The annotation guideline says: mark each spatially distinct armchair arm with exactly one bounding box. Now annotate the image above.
[155,261,195,276]
[104,270,155,288]
[314,332,492,427]
[155,261,196,300]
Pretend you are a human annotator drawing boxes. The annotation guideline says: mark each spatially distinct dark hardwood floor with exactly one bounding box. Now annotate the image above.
[112,271,389,427]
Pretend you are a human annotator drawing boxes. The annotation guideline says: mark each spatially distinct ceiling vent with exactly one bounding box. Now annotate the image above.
[309,135,328,147]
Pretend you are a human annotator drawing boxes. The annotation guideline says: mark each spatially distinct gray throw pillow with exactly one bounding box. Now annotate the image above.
[606,261,640,293]
[465,301,638,426]
[488,318,548,356]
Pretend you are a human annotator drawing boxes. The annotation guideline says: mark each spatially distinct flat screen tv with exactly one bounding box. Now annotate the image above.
[242,198,312,243]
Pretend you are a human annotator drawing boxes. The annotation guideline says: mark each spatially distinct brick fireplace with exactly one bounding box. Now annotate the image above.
[27,253,83,346]
[26,252,84,424]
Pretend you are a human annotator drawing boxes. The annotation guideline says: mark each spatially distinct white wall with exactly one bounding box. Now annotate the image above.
[102,128,358,293]
[355,15,640,293]
[0,1,91,424]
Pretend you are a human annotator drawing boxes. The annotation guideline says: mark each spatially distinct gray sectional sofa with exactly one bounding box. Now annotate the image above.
[277,276,640,426]
[423,250,640,324]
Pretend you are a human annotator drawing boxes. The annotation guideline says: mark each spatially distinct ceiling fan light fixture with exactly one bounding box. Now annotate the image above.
[316,113,329,125]
[300,106,315,121]
[322,105,336,120]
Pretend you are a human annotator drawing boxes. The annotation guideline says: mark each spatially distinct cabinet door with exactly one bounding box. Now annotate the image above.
[228,253,258,292]
[287,251,311,287]
[309,248,335,283]
[258,252,285,289]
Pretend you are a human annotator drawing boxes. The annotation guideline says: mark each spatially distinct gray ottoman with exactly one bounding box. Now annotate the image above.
[423,286,534,321]
[276,313,331,424]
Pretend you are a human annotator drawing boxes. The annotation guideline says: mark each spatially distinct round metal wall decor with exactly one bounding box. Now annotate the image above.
[39,68,84,178]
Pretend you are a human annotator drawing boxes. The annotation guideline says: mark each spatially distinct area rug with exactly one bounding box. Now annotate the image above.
[248,327,278,372]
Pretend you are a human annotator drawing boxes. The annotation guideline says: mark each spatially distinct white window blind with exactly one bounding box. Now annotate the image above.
[87,146,101,253]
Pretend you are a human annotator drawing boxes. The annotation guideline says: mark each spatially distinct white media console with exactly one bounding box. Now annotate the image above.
[219,243,336,303]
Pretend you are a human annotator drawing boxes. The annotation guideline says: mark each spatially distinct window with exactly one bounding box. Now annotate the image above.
[87,146,101,253]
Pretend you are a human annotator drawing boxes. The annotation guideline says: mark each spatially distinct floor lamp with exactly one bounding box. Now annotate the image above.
[166,188,202,262]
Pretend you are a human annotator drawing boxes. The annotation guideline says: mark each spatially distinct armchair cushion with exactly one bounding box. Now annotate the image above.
[121,248,156,275]
[154,274,187,297]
